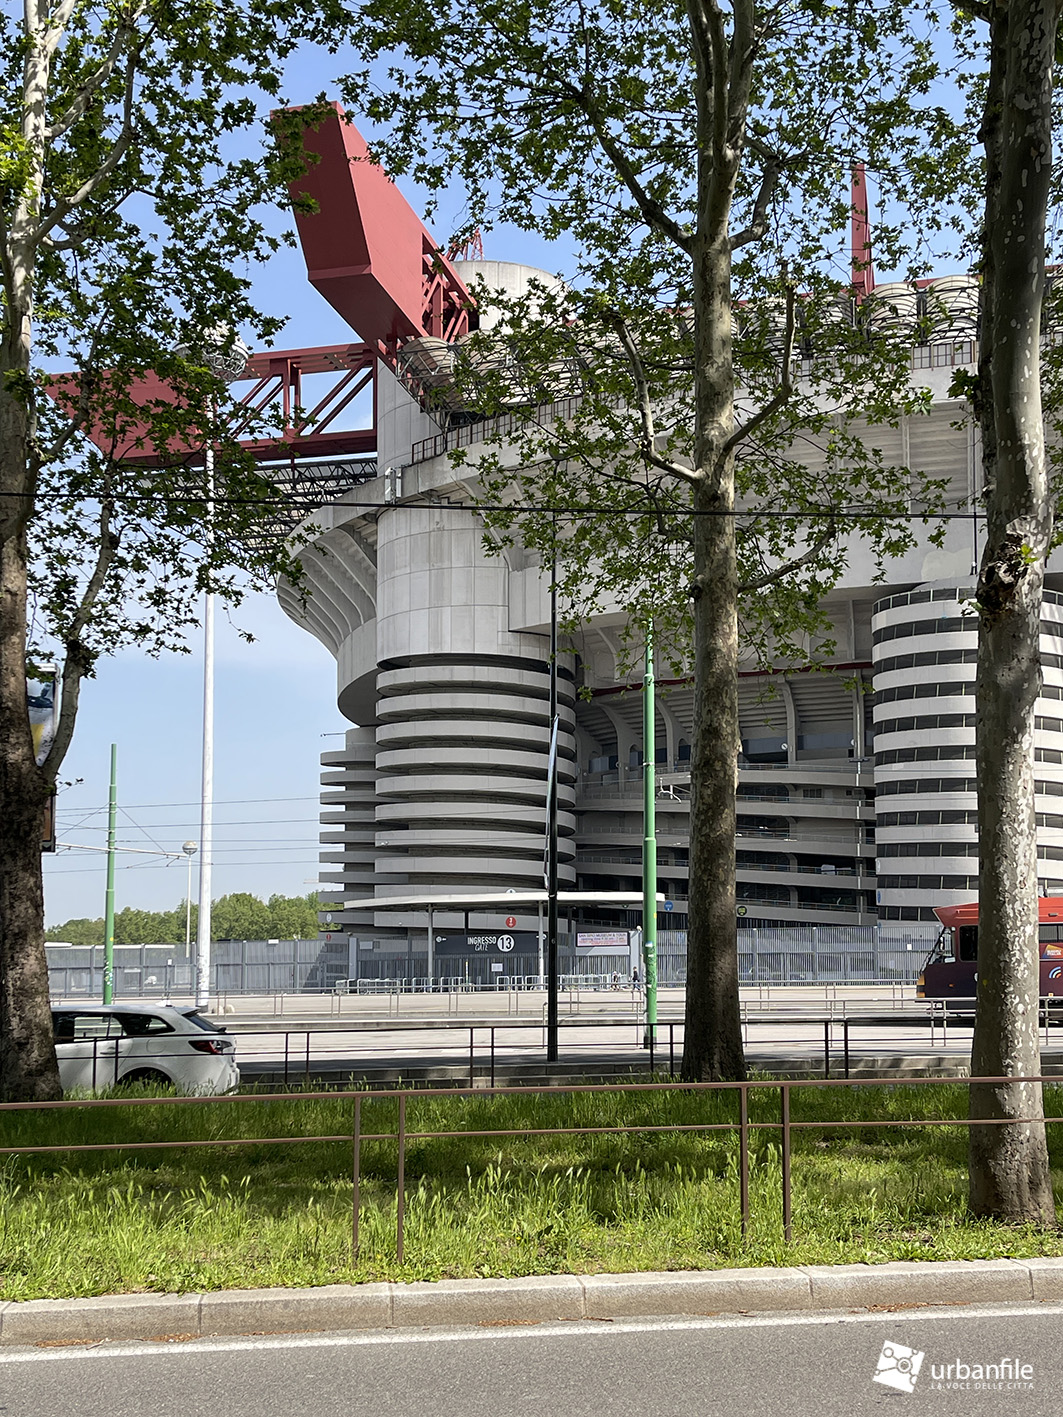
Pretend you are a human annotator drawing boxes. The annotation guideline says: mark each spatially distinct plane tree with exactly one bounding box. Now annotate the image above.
[0,0,323,1101]
[337,0,965,1079]
[955,0,1062,1223]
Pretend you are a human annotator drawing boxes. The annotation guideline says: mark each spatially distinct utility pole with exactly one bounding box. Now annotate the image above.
[193,329,247,1012]
[643,624,658,1047]
[194,438,215,1012]
[103,744,116,1004]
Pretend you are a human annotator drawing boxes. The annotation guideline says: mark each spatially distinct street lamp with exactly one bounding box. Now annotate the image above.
[182,841,198,959]
[193,325,249,1011]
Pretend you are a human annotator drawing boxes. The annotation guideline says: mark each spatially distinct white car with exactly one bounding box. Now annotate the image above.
[51,1003,239,1094]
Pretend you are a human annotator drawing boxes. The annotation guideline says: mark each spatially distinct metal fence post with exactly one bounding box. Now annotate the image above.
[740,1086,750,1238]
[305,1031,311,1089]
[469,1028,475,1089]
[396,1093,406,1264]
[490,1028,496,1090]
[781,1083,792,1242]
[352,1094,362,1261]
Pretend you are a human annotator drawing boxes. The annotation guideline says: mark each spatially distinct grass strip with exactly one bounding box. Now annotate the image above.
[1,1080,1063,1300]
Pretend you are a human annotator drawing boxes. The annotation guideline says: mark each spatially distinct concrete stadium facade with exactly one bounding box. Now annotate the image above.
[277,258,1063,976]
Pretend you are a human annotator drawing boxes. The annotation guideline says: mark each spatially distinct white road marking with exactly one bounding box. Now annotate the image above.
[1,1301,1062,1363]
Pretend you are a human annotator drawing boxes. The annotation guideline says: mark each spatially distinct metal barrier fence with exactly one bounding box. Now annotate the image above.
[46,939,349,998]
[351,955,633,987]
[47,928,939,998]
[667,924,939,987]
[0,1072,1058,1262]
[341,974,632,995]
[345,930,938,990]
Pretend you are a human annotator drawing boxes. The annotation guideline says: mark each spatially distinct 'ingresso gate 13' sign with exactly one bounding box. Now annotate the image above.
[432,932,538,956]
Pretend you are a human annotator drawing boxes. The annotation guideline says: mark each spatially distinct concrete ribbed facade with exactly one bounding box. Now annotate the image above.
[872,585,1063,922]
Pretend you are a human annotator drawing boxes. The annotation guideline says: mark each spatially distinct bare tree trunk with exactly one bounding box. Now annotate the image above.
[684,481,745,1080]
[0,0,65,1101]
[0,482,61,1103]
[969,0,1058,1223]
[682,215,745,1081]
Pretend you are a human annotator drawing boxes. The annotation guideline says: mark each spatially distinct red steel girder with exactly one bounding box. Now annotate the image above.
[48,342,378,466]
[288,102,473,366]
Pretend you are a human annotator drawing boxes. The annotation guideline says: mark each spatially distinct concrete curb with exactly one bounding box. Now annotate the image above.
[2,1258,1062,1347]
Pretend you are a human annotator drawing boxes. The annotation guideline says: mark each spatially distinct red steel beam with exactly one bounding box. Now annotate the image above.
[851,163,875,300]
[48,343,378,467]
[288,102,473,365]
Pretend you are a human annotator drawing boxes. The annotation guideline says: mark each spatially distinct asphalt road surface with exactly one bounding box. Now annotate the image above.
[2,1303,1061,1416]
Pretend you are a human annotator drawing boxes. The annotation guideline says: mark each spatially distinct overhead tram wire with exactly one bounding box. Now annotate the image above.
[54,794,322,812]
[53,834,319,848]
[3,486,984,522]
[56,805,563,830]
[51,830,365,845]
[54,816,325,830]
[43,858,326,877]
[117,805,176,859]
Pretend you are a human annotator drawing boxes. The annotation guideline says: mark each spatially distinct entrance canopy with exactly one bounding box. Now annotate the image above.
[341,891,664,911]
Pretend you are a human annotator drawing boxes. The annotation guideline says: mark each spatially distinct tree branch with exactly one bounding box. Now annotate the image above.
[41,227,90,251]
[46,3,147,140]
[727,0,757,150]
[685,0,716,172]
[951,0,992,21]
[603,462,695,544]
[41,0,79,58]
[732,147,784,248]
[701,0,733,161]
[604,308,701,486]
[562,80,693,253]
[0,194,14,293]
[722,280,796,458]
[37,51,137,241]
[738,517,838,593]
[41,493,120,778]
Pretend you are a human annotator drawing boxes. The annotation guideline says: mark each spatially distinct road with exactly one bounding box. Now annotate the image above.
[209,987,1038,1082]
[53,984,1063,1080]
[0,1303,1059,1415]
[224,1015,987,1085]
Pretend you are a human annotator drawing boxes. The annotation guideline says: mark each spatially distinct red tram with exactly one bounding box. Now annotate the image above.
[917,897,1063,999]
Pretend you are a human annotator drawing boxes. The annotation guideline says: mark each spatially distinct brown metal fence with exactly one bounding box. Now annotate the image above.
[0,1075,1059,1267]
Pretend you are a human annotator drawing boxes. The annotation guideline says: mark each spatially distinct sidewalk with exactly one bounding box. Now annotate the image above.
[3,1259,1062,1346]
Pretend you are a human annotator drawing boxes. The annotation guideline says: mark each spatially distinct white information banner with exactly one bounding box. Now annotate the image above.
[575,930,630,953]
